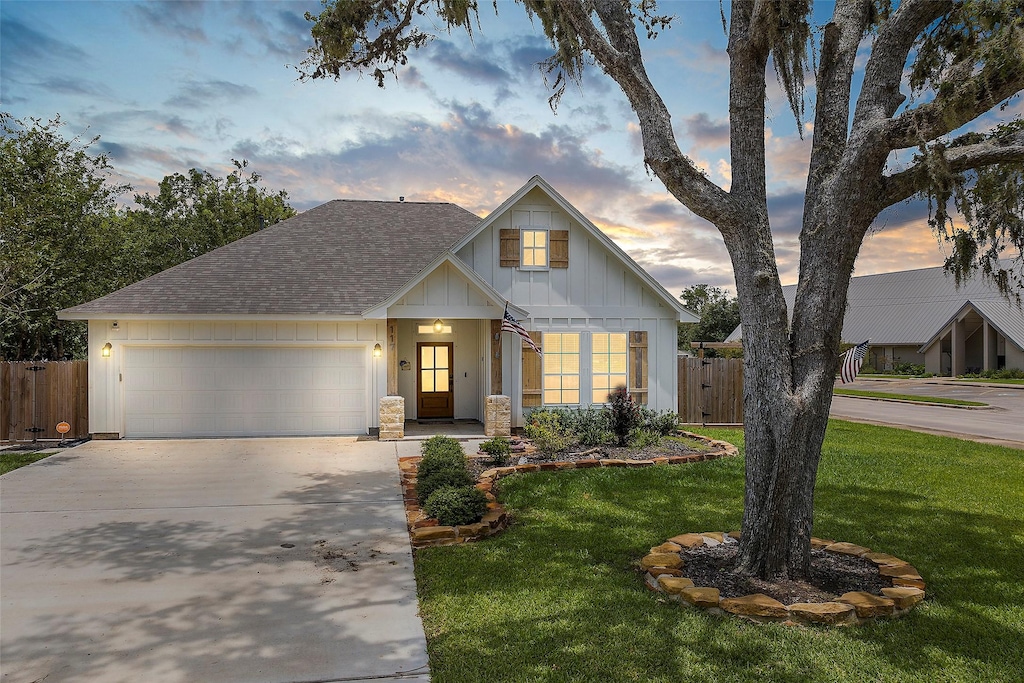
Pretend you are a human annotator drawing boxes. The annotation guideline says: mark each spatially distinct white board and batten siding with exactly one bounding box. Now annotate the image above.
[87,320,386,438]
[456,188,681,425]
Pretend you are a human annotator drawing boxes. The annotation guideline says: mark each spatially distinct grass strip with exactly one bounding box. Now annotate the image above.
[833,387,987,406]
[0,451,54,475]
[414,420,1024,682]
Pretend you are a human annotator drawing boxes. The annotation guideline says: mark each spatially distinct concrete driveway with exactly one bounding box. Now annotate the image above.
[1,438,429,683]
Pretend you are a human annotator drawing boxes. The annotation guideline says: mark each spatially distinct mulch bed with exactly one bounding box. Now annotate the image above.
[680,543,891,604]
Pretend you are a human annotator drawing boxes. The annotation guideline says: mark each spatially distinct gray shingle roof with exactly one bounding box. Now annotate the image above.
[726,264,1024,349]
[60,200,482,317]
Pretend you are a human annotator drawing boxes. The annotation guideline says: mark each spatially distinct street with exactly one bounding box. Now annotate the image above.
[829,378,1024,449]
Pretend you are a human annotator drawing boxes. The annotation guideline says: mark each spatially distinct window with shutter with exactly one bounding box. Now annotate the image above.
[542,333,580,404]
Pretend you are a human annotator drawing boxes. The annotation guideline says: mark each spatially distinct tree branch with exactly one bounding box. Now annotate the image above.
[549,0,735,227]
[852,0,953,131]
[885,30,1024,149]
[805,0,872,204]
[881,128,1024,207]
[726,1,770,210]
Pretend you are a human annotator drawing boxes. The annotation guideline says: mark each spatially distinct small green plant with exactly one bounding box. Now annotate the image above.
[523,409,576,456]
[628,427,662,449]
[479,437,512,465]
[423,485,489,526]
[417,436,468,481]
[417,468,474,505]
[608,387,640,446]
[636,406,679,435]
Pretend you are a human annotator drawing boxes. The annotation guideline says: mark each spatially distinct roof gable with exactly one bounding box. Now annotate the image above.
[452,176,693,320]
[60,200,482,319]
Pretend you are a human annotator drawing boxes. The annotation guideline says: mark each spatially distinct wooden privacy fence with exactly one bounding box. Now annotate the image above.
[678,357,744,425]
[1,361,89,441]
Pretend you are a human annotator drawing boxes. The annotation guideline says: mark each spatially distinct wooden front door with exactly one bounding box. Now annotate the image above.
[417,342,454,419]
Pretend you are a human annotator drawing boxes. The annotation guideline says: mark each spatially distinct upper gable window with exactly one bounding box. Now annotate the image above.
[521,229,548,269]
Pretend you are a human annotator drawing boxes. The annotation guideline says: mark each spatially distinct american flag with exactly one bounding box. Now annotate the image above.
[840,340,870,384]
[501,304,542,355]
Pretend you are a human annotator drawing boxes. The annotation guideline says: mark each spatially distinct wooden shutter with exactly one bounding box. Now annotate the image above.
[500,228,520,267]
[490,319,503,395]
[522,332,543,408]
[550,230,569,268]
[628,331,649,404]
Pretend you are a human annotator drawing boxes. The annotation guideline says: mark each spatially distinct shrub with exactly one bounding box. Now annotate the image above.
[892,362,926,376]
[608,387,641,446]
[417,468,474,505]
[423,485,489,526]
[562,406,612,447]
[629,427,662,449]
[646,410,680,435]
[418,437,468,481]
[523,409,576,456]
[962,368,1024,380]
[479,437,512,466]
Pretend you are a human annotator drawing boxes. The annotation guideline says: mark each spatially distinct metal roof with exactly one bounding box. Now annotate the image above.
[726,264,1024,349]
[60,200,482,318]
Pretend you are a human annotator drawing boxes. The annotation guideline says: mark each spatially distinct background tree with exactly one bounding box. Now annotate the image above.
[122,160,296,282]
[301,0,1024,580]
[0,114,128,360]
[1,114,296,360]
[678,284,741,354]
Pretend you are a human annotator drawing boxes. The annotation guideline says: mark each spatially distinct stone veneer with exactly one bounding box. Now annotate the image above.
[378,396,405,441]
[483,395,512,437]
[642,533,926,626]
[402,431,739,549]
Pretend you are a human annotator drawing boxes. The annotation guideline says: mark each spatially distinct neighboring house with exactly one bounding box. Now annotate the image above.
[60,176,696,439]
[725,265,1024,375]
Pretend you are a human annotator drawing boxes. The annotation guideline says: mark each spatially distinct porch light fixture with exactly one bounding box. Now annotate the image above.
[433,318,444,333]
[373,343,382,358]
[101,342,112,358]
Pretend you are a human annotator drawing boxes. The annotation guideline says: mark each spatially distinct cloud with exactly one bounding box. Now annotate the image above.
[0,15,88,67]
[28,76,113,98]
[164,79,260,109]
[224,2,314,61]
[683,113,729,151]
[426,40,512,84]
[130,1,208,43]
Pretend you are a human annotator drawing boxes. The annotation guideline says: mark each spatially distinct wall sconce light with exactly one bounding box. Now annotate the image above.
[373,343,382,358]
[102,342,112,358]
[433,318,444,333]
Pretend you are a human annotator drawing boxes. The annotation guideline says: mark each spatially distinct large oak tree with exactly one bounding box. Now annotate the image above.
[301,0,1024,580]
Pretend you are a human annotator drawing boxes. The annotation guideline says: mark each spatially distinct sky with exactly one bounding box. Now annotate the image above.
[3,0,1019,296]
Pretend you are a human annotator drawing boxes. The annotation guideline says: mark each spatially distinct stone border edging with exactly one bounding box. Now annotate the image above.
[402,430,738,549]
[642,533,926,626]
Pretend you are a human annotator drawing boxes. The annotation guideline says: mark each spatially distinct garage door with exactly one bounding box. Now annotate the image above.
[123,346,367,437]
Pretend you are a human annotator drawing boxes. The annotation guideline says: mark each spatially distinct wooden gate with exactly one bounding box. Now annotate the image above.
[677,357,744,425]
[1,361,89,441]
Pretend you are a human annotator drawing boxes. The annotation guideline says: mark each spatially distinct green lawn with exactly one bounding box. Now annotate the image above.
[0,451,54,475]
[414,421,1024,682]
[955,377,1024,385]
[833,387,987,406]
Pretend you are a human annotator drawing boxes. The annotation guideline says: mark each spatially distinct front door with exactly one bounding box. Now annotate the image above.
[417,342,454,419]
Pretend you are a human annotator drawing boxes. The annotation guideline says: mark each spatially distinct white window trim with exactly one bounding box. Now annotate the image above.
[590,332,629,405]
[519,226,550,271]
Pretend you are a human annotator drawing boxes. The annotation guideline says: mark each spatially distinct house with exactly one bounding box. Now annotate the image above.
[725,265,1024,375]
[59,176,696,439]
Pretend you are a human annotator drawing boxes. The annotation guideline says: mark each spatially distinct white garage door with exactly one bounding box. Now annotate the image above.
[124,346,367,438]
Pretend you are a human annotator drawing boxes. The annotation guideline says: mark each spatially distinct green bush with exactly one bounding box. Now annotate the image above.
[562,406,612,447]
[628,427,662,449]
[418,436,468,481]
[636,406,679,435]
[962,368,1024,380]
[892,362,926,375]
[479,437,512,466]
[417,468,474,505]
[523,409,576,456]
[608,387,641,446]
[423,485,489,526]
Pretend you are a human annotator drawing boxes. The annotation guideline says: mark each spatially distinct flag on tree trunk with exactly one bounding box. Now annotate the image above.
[840,340,870,384]
[501,303,541,355]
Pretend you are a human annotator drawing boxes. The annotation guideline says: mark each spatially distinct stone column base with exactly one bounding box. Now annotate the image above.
[379,396,405,440]
[484,395,511,437]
